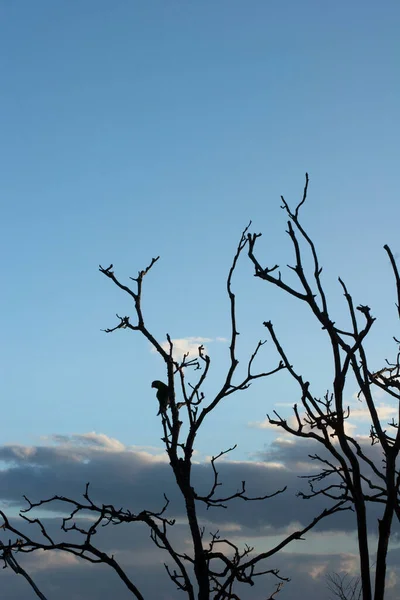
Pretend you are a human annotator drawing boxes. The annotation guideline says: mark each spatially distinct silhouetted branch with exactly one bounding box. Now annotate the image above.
[0,539,48,600]
[248,174,400,600]
[326,572,362,600]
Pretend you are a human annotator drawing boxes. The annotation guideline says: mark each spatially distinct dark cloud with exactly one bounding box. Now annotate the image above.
[0,434,399,598]
[3,543,400,600]
[0,433,393,535]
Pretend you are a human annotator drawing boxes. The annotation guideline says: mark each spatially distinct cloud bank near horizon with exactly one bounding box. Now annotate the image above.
[1,432,399,599]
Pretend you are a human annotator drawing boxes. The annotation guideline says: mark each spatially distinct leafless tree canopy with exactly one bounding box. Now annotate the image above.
[247,174,400,600]
[326,572,362,600]
[1,175,399,600]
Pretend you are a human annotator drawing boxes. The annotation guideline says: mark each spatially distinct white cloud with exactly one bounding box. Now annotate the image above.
[29,549,80,572]
[50,433,170,463]
[4,445,37,460]
[262,461,286,469]
[309,564,327,579]
[387,569,398,590]
[348,403,397,422]
[343,401,398,436]
[251,399,399,439]
[54,432,126,452]
[150,336,228,360]
[338,553,361,575]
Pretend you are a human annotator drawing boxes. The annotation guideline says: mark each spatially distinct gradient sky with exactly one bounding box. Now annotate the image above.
[2,0,400,455]
[1,0,400,450]
[1,2,400,598]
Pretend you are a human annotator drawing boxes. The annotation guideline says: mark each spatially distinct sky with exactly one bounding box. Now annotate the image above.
[1,1,400,599]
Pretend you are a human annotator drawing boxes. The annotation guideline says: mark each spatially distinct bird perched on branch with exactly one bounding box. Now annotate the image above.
[152,380,170,415]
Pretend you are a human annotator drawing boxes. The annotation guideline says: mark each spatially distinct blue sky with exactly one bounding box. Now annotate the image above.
[1,2,400,598]
[1,0,400,456]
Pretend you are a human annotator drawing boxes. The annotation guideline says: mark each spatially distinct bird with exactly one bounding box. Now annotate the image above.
[151,380,170,415]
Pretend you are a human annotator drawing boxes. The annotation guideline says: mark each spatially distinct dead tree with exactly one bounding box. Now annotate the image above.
[326,572,362,600]
[0,538,48,600]
[0,223,347,599]
[247,174,400,600]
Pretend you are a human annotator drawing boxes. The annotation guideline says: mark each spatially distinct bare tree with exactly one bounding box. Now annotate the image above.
[0,538,48,600]
[247,174,400,600]
[3,175,397,599]
[0,221,348,599]
[326,572,362,600]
